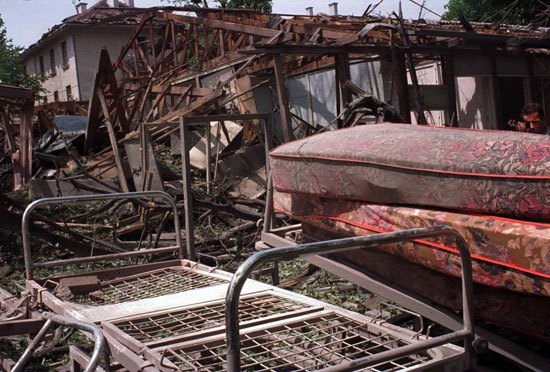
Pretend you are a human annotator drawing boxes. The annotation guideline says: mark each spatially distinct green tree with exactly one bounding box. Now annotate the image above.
[163,0,272,12]
[0,14,44,99]
[218,0,272,11]
[443,0,545,26]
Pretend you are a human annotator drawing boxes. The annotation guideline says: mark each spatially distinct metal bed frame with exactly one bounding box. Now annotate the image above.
[259,223,550,371]
[11,313,105,372]
[226,225,476,371]
[13,191,478,371]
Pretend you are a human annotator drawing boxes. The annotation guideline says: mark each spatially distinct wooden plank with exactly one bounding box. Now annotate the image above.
[0,110,16,155]
[122,83,208,97]
[235,75,260,141]
[31,179,119,198]
[148,87,224,124]
[391,32,411,123]
[180,119,195,261]
[442,55,458,126]
[101,49,130,133]
[144,85,189,122]
[205,122,212,194]
[124,137,164,191]
[162,12,291,40]
[273,55,294,142]
[113,11,158,69]
[0,319,45,337]
[96,88,130,192]
[84,50,110,154]
[18,100,33,187]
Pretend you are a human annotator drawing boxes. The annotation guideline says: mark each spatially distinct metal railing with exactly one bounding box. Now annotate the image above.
[225,225,475,371]
[22,191,183,280]
[11,313,106,372]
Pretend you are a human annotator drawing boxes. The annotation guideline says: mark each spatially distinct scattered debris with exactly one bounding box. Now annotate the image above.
[1,4,550,370]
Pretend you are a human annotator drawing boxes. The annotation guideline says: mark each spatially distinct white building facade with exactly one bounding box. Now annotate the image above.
[21,0,138,103]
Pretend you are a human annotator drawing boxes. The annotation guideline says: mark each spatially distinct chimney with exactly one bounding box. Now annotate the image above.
[329,2,338,16]
[75,2,87,14]
[107,0,119,7]
[306,7,313,16]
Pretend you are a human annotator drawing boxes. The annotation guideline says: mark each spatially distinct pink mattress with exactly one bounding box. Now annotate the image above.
[270,124,550,222]
[274,191,550,297]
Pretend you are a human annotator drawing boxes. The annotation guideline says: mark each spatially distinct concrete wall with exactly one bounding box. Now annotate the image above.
[23,34,79,103]
[74,27,135,101]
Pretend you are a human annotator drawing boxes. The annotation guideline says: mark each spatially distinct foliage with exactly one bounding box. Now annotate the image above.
[218,0,272,11]
[443,0,544,25]
[0,13,44,99]
[162,0,272,12]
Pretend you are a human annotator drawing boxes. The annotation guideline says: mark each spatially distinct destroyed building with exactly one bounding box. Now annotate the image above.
[0,4,549,371]
[17,5,550,194]
[21,0,142,103]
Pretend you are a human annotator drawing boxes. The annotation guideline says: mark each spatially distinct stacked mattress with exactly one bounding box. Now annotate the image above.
[270,124,550,296]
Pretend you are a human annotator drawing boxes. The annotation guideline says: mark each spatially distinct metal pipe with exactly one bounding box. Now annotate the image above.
[34,246,180,269]
[12,314,105,372]
[180,118,196,261]
[205,122,212,195]
[225,225,475,371]
[262,174,273,233]
[262,116,274,233]
[11,318,54,372]
[22,191,182,280]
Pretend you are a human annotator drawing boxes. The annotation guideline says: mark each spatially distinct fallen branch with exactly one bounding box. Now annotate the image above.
[218,221,256,240]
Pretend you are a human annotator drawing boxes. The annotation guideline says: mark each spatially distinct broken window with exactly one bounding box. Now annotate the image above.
[50,49,56,76]
[66,85,72,100]
[54,91,59,102]
[61,41,69,68]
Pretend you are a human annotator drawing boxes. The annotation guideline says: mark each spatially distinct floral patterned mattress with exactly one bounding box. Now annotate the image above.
[270,124,550,222]
[274,191,550,296]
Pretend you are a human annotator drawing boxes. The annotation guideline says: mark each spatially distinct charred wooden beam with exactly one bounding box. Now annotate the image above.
[273,55,294,142]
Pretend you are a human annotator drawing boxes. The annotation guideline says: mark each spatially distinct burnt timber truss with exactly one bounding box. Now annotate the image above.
[79,7,550,194]
[0,85,34,189]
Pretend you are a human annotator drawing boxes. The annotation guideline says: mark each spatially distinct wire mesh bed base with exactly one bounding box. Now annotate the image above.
[99,288,464,371]
[19,193,469,371]
[27,258,465,371]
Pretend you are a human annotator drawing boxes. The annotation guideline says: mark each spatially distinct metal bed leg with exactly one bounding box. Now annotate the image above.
[225,225,476,371]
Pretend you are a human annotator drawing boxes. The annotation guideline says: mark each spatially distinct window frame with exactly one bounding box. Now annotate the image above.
[49,49,56,76]
[61,41,69,70]
[66,85,72,101]
[39,56,45,76]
